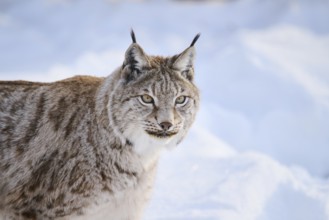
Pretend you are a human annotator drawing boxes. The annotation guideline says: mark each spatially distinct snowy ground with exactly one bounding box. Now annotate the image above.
[1,0,329,219]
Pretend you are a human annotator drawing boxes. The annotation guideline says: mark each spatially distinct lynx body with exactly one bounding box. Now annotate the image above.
[0,32,200,220]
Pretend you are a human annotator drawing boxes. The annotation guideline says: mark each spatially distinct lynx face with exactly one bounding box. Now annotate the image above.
[111,62,199,149]
[109,34,200,151]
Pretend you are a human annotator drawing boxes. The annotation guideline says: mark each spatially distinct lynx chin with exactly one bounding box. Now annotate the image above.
[0,30,200,220]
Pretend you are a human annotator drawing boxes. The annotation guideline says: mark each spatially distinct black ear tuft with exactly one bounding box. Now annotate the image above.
[190,33,201,47]
[131,29,137,43]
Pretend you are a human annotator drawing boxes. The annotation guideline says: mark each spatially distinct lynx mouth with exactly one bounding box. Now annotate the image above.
[145,130,178,139]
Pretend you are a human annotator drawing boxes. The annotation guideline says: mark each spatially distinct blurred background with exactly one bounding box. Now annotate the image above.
[1,0,329,219]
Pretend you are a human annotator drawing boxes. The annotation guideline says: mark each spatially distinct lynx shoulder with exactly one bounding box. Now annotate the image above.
[0,31,200,220]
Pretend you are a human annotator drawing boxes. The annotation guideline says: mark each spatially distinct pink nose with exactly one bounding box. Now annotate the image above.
[159,122,173,131]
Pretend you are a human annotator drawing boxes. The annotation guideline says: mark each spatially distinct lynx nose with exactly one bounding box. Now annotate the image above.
[159,122,173,131]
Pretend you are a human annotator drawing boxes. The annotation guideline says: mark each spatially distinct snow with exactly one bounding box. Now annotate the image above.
[1,0,329,219]
[147,125,329,219]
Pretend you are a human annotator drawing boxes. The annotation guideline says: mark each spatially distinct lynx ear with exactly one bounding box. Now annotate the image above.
[172,33,200,81]
[122,30,149,82]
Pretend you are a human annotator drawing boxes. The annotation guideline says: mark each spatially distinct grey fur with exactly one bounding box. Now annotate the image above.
[0,34,199,220]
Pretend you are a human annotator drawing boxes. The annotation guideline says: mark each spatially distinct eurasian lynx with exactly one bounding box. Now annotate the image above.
[0,31,200,220]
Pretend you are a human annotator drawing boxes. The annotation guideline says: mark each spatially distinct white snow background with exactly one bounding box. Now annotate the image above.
[1,0,329,219]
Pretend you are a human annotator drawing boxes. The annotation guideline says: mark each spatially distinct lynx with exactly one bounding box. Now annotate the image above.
[0,31,200,220]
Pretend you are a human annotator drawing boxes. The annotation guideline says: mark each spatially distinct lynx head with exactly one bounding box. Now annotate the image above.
[109,30,200,152]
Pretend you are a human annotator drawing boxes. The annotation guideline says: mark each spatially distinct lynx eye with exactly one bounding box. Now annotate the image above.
[175,96,188,105]
[140,94,154,104]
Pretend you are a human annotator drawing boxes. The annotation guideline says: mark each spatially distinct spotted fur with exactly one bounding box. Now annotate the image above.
[0,33,200,220]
